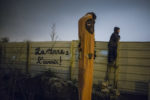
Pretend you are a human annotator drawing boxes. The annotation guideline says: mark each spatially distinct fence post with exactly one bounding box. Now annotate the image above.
[114,42,120,89]
[26,42,31,74]
[0,43,5,68]
[3,43,6,65]
[0,43,2,68]
[148,81,150,100]
[70,40,75,80]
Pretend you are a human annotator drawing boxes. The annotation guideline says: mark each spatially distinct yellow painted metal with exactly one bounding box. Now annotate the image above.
[78,14,95,100]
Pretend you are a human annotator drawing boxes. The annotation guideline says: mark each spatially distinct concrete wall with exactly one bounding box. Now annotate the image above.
[0,41,150,95]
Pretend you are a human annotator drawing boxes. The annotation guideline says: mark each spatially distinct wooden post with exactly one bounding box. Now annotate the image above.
[148,81,150,100]
[106,39,120,89]
[70,40,75,80]
[78,13,96,100]
[114,42,120,89]
[3,43,6,65]
[0,43,2,68]
[26,42,31,74]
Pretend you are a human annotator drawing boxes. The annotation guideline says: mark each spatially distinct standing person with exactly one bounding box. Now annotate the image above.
[107,27,120,89]
[108,27,120,65]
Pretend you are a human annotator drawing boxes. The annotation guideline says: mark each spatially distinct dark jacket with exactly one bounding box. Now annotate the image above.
[108,32,120,63]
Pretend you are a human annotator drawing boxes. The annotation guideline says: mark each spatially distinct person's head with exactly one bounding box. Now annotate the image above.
[114,27,120,33]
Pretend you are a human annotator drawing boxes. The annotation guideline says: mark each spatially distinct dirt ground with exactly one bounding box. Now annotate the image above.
[118,93,147,100]
[0,68,148,100]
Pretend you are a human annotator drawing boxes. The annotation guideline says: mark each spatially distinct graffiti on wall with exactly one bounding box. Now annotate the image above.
[35,47,69,65]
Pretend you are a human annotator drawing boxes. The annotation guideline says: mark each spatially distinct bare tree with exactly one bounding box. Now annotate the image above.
[0,37,9,43]
[50,24,58,41]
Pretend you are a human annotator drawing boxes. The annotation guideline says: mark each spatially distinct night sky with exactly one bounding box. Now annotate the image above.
[0,0,150,42]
